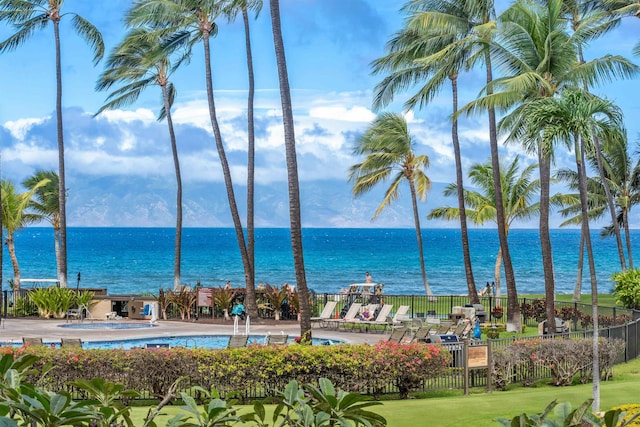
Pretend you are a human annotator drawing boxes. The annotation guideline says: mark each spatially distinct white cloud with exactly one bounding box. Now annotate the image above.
[4,117,49,140]
[98,108,156,124]
[309,105,376,122]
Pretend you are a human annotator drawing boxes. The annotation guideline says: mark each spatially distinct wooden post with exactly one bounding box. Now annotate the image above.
[463,340,469,395]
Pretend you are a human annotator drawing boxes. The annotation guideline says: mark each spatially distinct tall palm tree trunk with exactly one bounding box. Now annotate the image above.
[573,230,585,302]
[624,211,634,269]
[201,34,255,314]
[451,74,477,303]
[53,19,68,288]
[538,149,556,326]
[494,247,502,298]
[7,236,20,289]
[242,6,257,319]
[270,0,312,341]
[161,83,183,290]
[486,52,520,331]
[576,136,600,411]
[410,180,431,296]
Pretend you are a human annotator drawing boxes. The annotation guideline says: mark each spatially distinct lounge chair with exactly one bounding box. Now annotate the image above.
[267,334,289,346]
[387,327,407,343]
[411,325,433,343]
[324,303,362,329]
[367,304,394,332]
[61,338,82,348]
[339,303,369,330]
[389,305,410,328]
[346,304,389,332]
[227,335,249,349]
[22,337,43,347]
[311,300,338,328]
[436,321,454,334]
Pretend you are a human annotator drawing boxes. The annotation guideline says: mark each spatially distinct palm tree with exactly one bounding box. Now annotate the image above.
[22,170,62,284]
[403,0,521,328]
[468,0,637,332]
[371,0,480,303]
[1,179,49,289]
[126,0,258,318]
[517,87,625,412]
[269,0,312,341]
[428,156,540,298]
[223,0,262,313]
[0,0,104,288]
[95,28,188,291]
[349,112,432,295]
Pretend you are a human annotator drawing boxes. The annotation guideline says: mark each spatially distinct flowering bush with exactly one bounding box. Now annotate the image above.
[16,341,451,401]
[609,404,640,426]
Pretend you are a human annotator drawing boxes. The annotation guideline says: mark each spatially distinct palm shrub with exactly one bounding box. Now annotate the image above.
[28,287,76,318]
[263,283,287,320]
[612,269,640,309]
[167,288,196,320]
[210,287,237,320]
[154,289,169,320]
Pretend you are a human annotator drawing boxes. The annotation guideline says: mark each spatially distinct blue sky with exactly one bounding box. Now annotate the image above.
[0,0,639,228]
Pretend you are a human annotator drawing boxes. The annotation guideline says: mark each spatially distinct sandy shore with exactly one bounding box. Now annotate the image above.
[0,318,387,346]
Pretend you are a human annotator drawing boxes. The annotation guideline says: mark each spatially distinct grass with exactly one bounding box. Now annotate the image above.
[127,356,640,426]
[521,293,620,307]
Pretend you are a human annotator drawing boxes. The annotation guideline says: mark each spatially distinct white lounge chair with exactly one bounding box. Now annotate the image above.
[343,303,379,331]
[389,305,410,328]
[324,303,362,329]
[351,304,394,332]
[311,300,338,328]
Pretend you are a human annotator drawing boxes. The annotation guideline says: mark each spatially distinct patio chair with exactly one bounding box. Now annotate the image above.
[411,325,433,343]
[22,337,43,347]
[387,327,407,343]
[340,303,374,331]
[389,305,411,327]
[436,320,454,334]
[267,334,289,346]
[311,300,338,328]
[61,338,82,348]
[227,334,249,349]
[367,304,394,332]
[347,304,389,332]
[324,303,362,329]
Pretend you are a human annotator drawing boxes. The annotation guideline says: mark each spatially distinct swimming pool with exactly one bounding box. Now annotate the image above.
[58,323,158,330]
[80,335,341,350]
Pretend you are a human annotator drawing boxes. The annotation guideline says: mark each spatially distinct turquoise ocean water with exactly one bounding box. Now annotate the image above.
[1,227,635,296]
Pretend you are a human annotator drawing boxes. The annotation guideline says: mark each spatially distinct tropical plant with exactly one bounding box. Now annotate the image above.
[1,179,48,289]
[349,112,432,295]
[210,286,237,320]
[612,269,640,309]
[269,0,313,342]
[70,378,140,427]
[22,171,62,284]
[126,0,258,319]
[428,156,540,298]
[270,378,386,427]
[167,288,196,320]
[517,87,627,410]
[28,287,76,318]
[263,283,288,321]
[371,0,480,303]
[0,0,104,289]
[96,27,189,291]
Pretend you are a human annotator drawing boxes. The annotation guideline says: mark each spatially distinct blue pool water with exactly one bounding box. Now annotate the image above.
[7,335,342,350]
[58,323,158,330]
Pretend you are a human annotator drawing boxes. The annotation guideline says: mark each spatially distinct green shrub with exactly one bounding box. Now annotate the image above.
[612,269,640,310]
[16,342,451,401]
[28,287,79,318]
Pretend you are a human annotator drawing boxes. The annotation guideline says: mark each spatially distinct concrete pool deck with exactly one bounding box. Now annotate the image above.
[0,318,389,346]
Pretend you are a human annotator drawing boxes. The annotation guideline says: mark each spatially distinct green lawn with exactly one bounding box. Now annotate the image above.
[521,293,620,307]
[128,356,640,426]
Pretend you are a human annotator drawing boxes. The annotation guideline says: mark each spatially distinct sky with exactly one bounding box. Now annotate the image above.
[0,0,639,228]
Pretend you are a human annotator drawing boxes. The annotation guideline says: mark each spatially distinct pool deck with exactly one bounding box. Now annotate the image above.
[0,318,389,346]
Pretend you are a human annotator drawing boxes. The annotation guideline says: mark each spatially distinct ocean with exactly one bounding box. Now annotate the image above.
[1,227,634,296]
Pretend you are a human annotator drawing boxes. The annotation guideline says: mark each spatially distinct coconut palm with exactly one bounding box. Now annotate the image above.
[95,28,188,291]
[349,112,432,295]
[403,0,521,328]
[223,0,262,313]
[269,0,312,341]
[469,0,637,332]
[371,0,480,303]
[22,170,62,284]
[125,0,258,318]
[1,179,49,289]
[428,156,540,298]
[0,0,104,288]
[515,87,625,411]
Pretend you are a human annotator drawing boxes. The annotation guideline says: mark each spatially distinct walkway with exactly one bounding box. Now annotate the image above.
[0,318,386,346]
